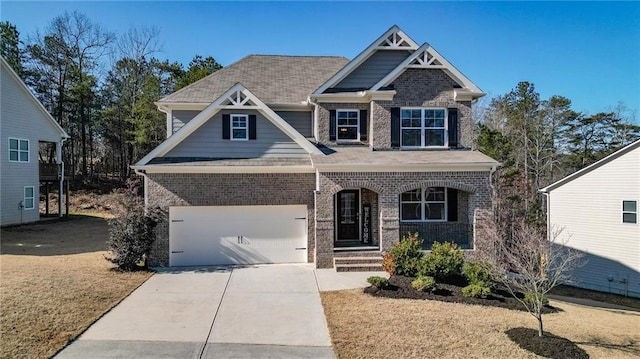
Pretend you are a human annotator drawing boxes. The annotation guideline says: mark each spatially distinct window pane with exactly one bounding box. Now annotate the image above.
[425,129,445,146]
[402,203,421,221]
[401,189,422,202]
[9,139,18,150]
[232,116,246,127]
[25,187,34,197]
[9,151,18,161]
[623,201,637,212]
[25,198,34,209]
[426,203,445,220]
[401,129,421,146]
[19,151,29,162]
[426,187,445,201]
[337,127,358,140]
[623,213,637,224]
[19,140,28,151]
[425,109,445,127]
[401,110,421,127]
[232,129,247,139]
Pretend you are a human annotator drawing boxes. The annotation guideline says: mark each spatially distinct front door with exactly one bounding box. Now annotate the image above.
[336,190,360,243]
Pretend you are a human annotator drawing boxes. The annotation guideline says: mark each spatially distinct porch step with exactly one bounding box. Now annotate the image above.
[333,250,381,257]
[334,256,384,272]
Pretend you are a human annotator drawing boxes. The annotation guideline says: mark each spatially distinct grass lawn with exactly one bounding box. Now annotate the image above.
[321,289,640,359]
[0,215,153,359]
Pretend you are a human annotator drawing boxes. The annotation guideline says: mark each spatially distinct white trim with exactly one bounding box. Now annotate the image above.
[400,108,448,148]
[309,90,396,103]
[336,109,360,142]
[132,165,315,174]
[0,57,69,139]
[8,137,30,163]
[370,43,485,98]
[23,186,35,210]
[230,114,249,141]
[314,25,419,94]
[313,163,497,172]
[136,83,322,166]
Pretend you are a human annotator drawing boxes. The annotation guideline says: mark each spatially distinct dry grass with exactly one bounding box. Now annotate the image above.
[321,289,640,359]
[0,215,153,359]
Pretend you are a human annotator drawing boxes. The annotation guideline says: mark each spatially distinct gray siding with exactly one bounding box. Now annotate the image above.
[1,64,64,225]
[275,111,312,137]
[333,50,411,90]
[172,110,200,134]
[165,109,308,158]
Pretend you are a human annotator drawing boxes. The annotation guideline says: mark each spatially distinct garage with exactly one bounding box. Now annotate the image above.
[169,205,308,266]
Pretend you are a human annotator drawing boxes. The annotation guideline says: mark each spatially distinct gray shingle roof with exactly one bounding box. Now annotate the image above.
[159,55,349,105]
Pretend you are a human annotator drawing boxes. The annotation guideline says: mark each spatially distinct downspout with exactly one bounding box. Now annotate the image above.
[307,97,319,142]
[57,137,67,218]
[134,168,148,210]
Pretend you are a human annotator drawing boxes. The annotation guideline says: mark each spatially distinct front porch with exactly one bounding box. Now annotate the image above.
[399,222,473,250]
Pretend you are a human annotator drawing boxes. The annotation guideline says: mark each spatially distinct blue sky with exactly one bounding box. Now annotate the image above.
[2,1,639,120]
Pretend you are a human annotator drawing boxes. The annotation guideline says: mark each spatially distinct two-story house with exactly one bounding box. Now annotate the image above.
[133,26,498,269]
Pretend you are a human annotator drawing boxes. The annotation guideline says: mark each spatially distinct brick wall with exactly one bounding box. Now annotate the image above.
[315,171,491,268]
[145,172,315,266]
[316,102,370,145]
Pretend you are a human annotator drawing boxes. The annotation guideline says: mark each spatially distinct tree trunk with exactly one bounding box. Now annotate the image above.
[537,315,544,337]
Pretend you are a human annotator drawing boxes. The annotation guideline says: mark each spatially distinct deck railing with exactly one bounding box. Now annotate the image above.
[399,222,473,250]
[39,163,70,181]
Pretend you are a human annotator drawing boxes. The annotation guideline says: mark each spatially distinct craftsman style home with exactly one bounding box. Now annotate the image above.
[1,57,69,226]
[133,26,498,269]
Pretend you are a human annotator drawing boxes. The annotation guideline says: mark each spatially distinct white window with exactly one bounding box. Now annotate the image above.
[400,187,446,221]
[23,186,35,210]
[231,114,248,140]
[9,138,29,162]
[401,108,446,147]
[336,110,359,141]
[622,200,637,224]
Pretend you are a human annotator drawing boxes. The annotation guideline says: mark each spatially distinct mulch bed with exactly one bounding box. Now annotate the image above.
[506,327,589,358]
[365,275,558,314]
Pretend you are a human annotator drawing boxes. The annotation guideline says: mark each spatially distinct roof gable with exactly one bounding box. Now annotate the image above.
[136,83,322,166]
[0,57,69,139]
[314,25,419,94]
[541,139,640,193]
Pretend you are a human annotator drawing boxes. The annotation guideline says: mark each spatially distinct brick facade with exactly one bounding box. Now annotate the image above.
[315,171,492,268]
[145,173,315,266]
[316,102,370,145]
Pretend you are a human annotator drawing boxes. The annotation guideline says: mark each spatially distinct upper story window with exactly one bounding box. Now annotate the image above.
[622,200,637,224]
[231,114,248,141]
[337,110,359,141]
[9,138,29,162]
[401,108,446,147]
[400,187,447,221]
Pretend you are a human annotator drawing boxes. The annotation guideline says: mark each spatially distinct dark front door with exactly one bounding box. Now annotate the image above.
[337,190,360,242]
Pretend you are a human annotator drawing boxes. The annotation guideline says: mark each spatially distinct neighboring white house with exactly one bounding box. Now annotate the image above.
[0,57,69,226]
[541,140,640,298]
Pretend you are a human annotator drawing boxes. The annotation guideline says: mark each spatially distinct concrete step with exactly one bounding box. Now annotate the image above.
[334,257,383,265]
[333,250,381,258]
[335,263,385,272]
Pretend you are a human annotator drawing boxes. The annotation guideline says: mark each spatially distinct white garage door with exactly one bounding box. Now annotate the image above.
[169,205,308,266]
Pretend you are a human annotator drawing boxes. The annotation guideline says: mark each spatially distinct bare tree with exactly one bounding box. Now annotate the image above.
[485,220,586,337]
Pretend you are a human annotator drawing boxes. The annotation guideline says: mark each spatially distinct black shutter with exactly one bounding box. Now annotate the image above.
[248,115,257,140]
[447,108,458,148]
[222,114,230,139]
[447,188,458,222]
[391,107,400,147]
[329,110,336,141]
[359,109,368,141]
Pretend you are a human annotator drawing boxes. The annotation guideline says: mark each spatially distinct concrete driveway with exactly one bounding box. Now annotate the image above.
[56,264,335,359]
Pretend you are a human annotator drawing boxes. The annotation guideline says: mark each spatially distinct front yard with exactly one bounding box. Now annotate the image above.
[0,215,152,358]
[321,289,640,358]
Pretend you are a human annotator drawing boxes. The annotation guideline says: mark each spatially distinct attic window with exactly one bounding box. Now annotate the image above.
[231,115,248,140]
[622,201,637,224]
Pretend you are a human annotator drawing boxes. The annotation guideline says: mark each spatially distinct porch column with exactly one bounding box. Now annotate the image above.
[314,190,334,268]
[56,141,64,218]
[379,192,400,252]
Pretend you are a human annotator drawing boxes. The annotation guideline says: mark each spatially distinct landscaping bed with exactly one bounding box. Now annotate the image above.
[365,275,557,314]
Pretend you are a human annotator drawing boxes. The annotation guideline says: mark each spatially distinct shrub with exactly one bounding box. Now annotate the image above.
[463,259,494,287]
[418,241,464,282]
[367,276,389,289]
[106,179,158,271]
[524,292,550,306]
[462,282,492,298]
[412,275,437,292]
[385,233,424,277]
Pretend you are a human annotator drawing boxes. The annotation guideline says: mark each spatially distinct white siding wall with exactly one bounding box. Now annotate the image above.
[1,64,64,225]
[548,145,640,297]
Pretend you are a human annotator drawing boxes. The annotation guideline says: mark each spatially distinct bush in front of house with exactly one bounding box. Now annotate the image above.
[524,292,550,307]
[461,259,495,298]
[462,283,492,298]
[383,233,425,277]
[411,275,437,292]
[418,241,464,283]
[367,276,389,289]
[107,179,158,271]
